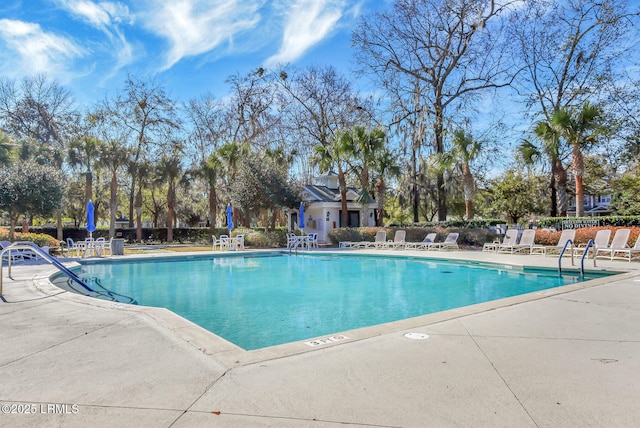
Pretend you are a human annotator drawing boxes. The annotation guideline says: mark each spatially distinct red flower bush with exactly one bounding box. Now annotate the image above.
[534,226,640,247]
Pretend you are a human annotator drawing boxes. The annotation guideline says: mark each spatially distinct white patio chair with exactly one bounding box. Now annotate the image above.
[425,233,460,251]
[573,229,611,259]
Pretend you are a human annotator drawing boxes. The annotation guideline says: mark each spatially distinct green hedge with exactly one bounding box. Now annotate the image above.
[25,226,290,248]
[388,219,504,228]
[326,226,496,248]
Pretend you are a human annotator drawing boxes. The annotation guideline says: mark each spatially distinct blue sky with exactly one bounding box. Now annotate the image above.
[0,0,387,106]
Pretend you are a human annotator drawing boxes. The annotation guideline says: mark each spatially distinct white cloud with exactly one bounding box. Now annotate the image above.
[54,1,134,73]
[0,19,85,80]
[265,0,346,66]
[139,0,263,70]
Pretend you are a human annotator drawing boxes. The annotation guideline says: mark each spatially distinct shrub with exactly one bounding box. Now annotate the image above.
[533,226,640,247]
[0,228,60,247]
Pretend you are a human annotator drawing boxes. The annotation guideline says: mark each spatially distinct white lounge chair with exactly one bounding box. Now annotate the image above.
[404,233,437,250]
[573,229,611,259]
[357,231,387,249]
[542,229,576,256]
[595,229,631,260]
[498,229,538,254]
[425,233,459,250]
[380,230,406,250]
[485,229,518,253]
[610,235,640,262]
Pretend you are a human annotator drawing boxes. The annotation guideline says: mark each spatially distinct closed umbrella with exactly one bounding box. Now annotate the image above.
[299,202,305,231]
[86,200,96,238]
[226,204,234,232]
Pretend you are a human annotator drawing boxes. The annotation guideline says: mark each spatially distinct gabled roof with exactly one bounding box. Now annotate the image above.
[303,185,369,203]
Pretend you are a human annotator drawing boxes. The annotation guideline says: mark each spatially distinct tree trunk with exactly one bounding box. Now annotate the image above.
[167,185,175,242]
[554,160,568,217]
[411,146,419,223]
[135,188,143,242]
[434,116,447,221]
[573,144,585,217]
[338,165,349,227]
[375,178,385,227]
[463,164,474,220]
[549,175,557,217]
[110,172,117,239]
[208,183,217,235]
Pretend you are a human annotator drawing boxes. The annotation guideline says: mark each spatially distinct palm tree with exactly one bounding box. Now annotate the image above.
[67,135,100,214]
[155,142,186,242]
[451,130,481,220]
[199,152,222,234]
[342,126,386,224]
[218,141,248,225]
[312,133,352,227]
[551,103,602,217]
[520,121,568,217]
[372,148,400,226]
[98,141,130,239]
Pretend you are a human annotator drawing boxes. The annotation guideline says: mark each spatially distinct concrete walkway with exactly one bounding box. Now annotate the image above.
[1,250,640,427]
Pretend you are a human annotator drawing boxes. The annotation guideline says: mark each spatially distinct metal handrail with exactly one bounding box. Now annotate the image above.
[579,239,596,275]
[557,239,575,274]
[1,241,93,297]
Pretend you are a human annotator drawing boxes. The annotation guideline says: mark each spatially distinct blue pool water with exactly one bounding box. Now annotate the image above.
[59,253,609,350]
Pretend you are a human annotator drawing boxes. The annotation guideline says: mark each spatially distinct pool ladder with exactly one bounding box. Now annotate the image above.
[558,239,595,275]
[0,241,94,299]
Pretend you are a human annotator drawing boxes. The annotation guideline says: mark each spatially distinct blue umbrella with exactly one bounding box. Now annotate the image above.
[226,204,234,232]
[86,200,96,238]
[299,202,305,230]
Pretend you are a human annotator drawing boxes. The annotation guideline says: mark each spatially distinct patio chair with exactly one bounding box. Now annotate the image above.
[484,229,518,252]
[95,237,113,256]
[572,229,611,259]
[212,235,222,251]
[610,235,640,262]
[595,229,631,260]
[65,237,82,257]
[219,235,230,251]
[404,232,437,250]
[425,233,459,251]
[542,229,576,257]
[308,233,319,248]
[235,234,245,251]
[498,229,538,254]
[383,230,406,250]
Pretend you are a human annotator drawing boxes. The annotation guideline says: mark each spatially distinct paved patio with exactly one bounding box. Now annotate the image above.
[1,249,640,427]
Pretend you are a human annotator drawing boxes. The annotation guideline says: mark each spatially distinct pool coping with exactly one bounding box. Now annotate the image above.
[32,248,636,368]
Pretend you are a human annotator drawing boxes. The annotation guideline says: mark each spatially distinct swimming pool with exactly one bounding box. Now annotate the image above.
[55,253,611,350]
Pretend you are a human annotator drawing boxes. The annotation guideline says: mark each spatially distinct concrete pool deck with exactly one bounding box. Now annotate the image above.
[1,249,640,427]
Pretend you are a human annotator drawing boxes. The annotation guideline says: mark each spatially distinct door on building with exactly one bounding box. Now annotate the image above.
[339,210,360,227]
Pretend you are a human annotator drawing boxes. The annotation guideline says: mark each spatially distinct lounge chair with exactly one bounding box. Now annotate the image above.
[382,230,406,250]
[404,232,437,250]
[484,229,518,252]
[542,229,576,256]
[0,241,36,262]
[573,229,611,259]
[498,229,538,254]
[610,235,640,262]
[425,233,459,250]
[362,230,388,249]
[595,229,631,260]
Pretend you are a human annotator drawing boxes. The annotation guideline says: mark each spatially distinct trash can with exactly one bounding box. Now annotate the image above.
[111,238,125,256]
